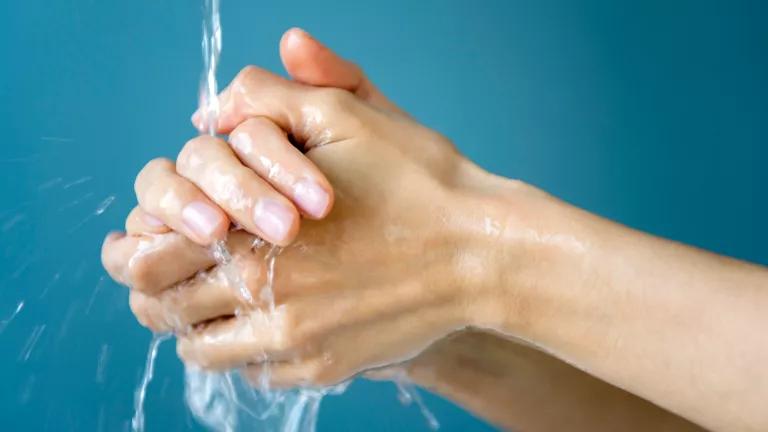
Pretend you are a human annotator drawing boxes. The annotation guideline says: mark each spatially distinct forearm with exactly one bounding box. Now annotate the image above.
[405,330,703,432]
[463,175,768,431]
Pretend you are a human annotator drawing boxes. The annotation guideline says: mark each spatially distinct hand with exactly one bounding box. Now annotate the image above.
[102,28,546,386]
[103,28,768,432]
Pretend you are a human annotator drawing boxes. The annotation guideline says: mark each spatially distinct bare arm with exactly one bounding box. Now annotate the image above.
[465,181,768,431]
[398,330,704,432]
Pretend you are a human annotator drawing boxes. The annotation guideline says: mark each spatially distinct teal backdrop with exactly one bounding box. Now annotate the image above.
[1,0,766,430]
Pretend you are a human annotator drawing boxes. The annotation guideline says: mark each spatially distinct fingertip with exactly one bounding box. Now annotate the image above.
[191,109,204,131]
[252,199,301,247]
[180,201,230,246]
[101,230,130,286]
[102,231,126,255]
[281,27,311,50]
[104,230,125,244]
[280,27,358,90]
[293,179,334,220]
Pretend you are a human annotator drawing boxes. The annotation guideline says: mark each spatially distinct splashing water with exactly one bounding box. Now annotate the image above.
[18,324,46,363]
[0,300,24,334]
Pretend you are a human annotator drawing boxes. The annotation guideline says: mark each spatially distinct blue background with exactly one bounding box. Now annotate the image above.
[1,0,766,430]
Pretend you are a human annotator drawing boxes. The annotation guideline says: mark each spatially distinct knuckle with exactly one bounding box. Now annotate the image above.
[127,254,154,292]
[100,234,119,277]
[176,339,192,363]
[314,87,355,111]
[124,207,142,232]
[101,232,130,285]
[176,136,208,171]
[177,135,226,176]
[274,309,303,351]
[234,116,279,137]
[137,158,173,182]
[309,363,337,387]
[176,337,215,369]
[236,65,260,85]
[135,157,173,199]
[145,157,174,172]
[129,292,156,330]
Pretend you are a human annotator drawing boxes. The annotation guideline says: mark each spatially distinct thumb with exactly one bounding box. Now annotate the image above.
[279,28,404,114]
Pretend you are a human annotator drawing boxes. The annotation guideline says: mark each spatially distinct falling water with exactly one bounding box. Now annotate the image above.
[127,1,437,430]
[396,378,439,430]
[131,333,171,432]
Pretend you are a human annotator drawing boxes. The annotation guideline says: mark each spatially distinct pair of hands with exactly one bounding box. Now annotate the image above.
[102,28,540,387]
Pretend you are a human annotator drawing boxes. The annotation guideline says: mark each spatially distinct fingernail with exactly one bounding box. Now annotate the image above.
[293,179,330,218]
[142,212,165,227]
[182,201,224,240]
[253,199,294,242]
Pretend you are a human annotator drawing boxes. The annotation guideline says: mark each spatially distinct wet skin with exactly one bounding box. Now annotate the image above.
[102,28,768,432]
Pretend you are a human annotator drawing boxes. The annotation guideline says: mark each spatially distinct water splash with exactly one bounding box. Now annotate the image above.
[37,177,63,190]
[0,300,24,334]
[86,275,107,315]
[396,378,439,430]
[132,333,171,432]
[69,194,117,233]
[39,136,75,143]
[212,240,254,305]
[18,324,46,362]
[94,195,116,215]
[57,191,95,212]
[2,213,26,232]
[96,343,111,384]
[62,176,93,189]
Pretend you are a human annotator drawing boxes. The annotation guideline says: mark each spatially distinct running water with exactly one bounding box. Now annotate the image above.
[129,1,436,429]
[184,1,334,430]
[199,0,222,138]
[132,333,171,432]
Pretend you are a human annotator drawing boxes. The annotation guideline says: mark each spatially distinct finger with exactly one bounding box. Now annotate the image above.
[241,358,330,389]
[190,65,358,148]
[191,66,301,135]
[125,206,169,235]
[101,231,215,294]
[362,365,408,382]
[101,231,131,285]
[130,237,270,332]
[129,268,238,333]
[279,27,404,114]
[177,135,300,246]
[135,158,229,245]
[229,117,334,219]
[176,311,303,370]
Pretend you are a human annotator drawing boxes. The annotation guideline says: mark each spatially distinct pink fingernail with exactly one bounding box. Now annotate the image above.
[294,179,330,218]
[253,199,294,242]
[142,212,165,227]
[182,202,224,240]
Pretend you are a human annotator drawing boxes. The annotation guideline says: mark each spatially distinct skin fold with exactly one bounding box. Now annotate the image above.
[101,28,767,431]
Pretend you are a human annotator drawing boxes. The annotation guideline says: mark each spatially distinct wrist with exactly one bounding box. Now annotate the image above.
[446,161,597,338]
